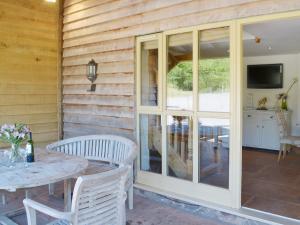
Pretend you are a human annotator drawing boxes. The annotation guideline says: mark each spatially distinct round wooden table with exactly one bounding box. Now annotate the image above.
[0,148,88,219]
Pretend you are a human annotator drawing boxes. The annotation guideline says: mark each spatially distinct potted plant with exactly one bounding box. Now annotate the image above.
[0,124,30,163]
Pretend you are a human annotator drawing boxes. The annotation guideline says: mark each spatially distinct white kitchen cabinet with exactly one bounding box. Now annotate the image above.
[243,110,290,151]
[243,113,260,147]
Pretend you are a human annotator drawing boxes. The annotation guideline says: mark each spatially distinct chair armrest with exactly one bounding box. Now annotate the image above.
[23,199,73,221]
[122,150,137,166]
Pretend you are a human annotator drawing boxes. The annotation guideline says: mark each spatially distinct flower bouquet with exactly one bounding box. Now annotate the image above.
[0,124,30,163]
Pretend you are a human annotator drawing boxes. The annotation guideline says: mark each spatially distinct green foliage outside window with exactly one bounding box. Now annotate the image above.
[167,58,230,92]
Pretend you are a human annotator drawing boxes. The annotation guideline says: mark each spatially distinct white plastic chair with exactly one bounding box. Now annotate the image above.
[23,166,130,225]
[46,135,137,209]
[276,110,300,161]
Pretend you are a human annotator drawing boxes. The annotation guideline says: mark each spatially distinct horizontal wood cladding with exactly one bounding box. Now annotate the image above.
[63,73,134,85]
[63,38,134,57]
[62,49,134,66]
[63,123,133,139]
[0,0,60,146]
[63,105,134,118]
[63,84,134,95]
[63,95,134,107]
[62,0,300,140]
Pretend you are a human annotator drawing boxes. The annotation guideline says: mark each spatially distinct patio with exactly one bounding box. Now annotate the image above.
[1,184,265,225]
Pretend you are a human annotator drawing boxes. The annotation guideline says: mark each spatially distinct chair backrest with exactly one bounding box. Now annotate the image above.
[71,166,129,225]
[47,135,137,165]
[275,110,288,138]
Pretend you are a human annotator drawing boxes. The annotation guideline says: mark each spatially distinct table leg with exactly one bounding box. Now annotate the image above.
[64,179,72,211]
[25,189,31,199]
[1,190,26,218]
[213,126,219,149]
[1,193,6,205]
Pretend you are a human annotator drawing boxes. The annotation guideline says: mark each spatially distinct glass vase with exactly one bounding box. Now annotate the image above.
[281,99,288,111]
[9,143,22,164]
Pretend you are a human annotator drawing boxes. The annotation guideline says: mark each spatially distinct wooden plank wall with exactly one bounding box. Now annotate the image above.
[0,0,61,146]
[62,0,300,140]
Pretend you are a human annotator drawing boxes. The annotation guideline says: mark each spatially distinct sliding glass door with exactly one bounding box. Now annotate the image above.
[136,21,240,208]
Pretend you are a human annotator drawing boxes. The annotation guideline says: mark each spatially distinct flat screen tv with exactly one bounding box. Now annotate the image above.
[247,63,283,89]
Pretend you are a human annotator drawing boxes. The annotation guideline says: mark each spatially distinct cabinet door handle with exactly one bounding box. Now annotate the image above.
[248,115,252,117]
[270,116,273,119]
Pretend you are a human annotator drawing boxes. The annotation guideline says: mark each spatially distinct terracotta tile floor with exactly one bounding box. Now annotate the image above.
[242,147,300,220]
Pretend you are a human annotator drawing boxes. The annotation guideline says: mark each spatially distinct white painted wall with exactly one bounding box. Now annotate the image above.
[296,53,300,135]
[243,54,300,135]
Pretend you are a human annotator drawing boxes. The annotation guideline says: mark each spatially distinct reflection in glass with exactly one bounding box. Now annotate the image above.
[198,27,230,112]
[167,115,192,180]
[167,32,193,110]
[198,118,229,188]
[140,114,162,174]
[141,40,158,106]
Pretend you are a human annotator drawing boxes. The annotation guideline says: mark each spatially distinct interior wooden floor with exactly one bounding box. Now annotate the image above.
[242,147,300,220]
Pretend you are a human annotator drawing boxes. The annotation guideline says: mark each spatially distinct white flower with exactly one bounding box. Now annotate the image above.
[8,124,15,131]
[4,131,10,138]
[13,131,19,138]
[1,124,8,132]
[23,126,29,133]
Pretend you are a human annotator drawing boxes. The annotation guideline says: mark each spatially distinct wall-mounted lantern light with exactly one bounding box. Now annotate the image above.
[87,59,97,92]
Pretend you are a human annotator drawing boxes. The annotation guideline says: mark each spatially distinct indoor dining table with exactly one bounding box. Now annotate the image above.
[0,148,88,225]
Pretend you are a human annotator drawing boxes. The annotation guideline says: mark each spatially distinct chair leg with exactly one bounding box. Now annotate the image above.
[287,144,292,152]
[283,144,287,159]
[48,183,54,195]
[24,204,37,225]
[278,144,283,162]
[128,185,133,210]
[121,204,126,225]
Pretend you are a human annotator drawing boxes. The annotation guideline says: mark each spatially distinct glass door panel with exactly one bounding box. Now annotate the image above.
[198,27,231,189]
[167,115,193,181]
[140,114,162,174]
[141,40,159,106]
[198,118,230,188]
[198,27,230,112]
[167,32,193,110]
